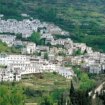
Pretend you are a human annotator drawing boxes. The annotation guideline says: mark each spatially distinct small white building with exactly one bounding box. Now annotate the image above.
[86,47,93,54]
[89,64,102,74]
[56,67,74,79]
[22,42,36,54]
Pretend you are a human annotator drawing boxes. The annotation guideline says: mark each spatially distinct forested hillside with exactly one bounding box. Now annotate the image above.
[1,0,105,51]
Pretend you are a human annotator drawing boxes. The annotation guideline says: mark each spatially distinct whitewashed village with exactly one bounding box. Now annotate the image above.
[0,14,104,82]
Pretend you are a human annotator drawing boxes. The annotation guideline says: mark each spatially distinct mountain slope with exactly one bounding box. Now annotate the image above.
[0,0,105,52]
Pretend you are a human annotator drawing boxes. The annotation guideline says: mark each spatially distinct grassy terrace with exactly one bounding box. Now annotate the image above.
[20,73,70,91]
[19,73,71,103]
[0,73,71,104]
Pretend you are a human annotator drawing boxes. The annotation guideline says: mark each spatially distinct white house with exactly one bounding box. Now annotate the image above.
[22,42,36,54]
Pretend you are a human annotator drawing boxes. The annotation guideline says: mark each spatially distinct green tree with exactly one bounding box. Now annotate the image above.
[44,52,49,60]
[0,85,24,105]
[58,93,66,105]
[73,49,82,56]
[0,41,11,53]
[28,32,41,45]
[40,96,53,105]
[16,34,22,40]
[69,80,92,105]
[70,80,75,96]
[69,81,78,105]
[79,73,95,91]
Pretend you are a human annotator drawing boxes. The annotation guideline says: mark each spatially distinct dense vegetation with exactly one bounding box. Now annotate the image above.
[28,32,45,45]
[1,0,105,51]
[1,79,105,105]
[0,83,24,105]
[0,41,10,53]
[0,40,21,54]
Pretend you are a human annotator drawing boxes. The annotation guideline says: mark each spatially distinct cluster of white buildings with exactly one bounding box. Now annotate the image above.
[0,53,74,82]
[70,51,105,74]
[0,35,92,57]
[0,18,68,38]
[0,17,104,82]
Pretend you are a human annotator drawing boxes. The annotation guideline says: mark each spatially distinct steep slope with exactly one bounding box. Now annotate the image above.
[0,0,105,52]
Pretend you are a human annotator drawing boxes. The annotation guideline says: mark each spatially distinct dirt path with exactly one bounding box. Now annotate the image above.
[92,82,105,99]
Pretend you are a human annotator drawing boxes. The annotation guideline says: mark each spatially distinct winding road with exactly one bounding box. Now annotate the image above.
[89,82,105,99]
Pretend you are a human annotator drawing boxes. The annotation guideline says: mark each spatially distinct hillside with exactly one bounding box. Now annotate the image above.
[0,0,105,52]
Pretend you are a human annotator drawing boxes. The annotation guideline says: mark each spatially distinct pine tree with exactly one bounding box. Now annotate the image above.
[69,80,78,105]
[70,80,74,96]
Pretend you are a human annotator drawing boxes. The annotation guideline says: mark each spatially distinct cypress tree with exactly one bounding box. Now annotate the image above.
[70,80,74,96]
